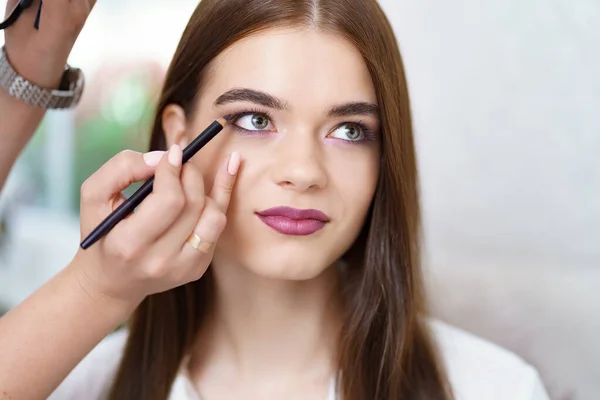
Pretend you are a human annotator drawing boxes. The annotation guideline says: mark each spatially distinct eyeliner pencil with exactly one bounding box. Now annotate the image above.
[80,115,231,249]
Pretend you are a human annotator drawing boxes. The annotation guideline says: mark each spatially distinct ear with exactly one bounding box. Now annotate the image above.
[162,104,189,148]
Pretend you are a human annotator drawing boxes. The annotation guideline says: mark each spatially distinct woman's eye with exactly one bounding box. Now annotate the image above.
[329,123,365,141]
[234,113,273,131]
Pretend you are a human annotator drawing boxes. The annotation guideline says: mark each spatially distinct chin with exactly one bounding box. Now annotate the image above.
[214,225,348,281]
[243,252,332,281]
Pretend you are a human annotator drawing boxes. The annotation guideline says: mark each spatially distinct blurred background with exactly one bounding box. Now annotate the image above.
[0,0,598,399]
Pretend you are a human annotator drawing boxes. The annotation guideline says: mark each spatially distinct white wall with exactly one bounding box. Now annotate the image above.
[377,1,599,399]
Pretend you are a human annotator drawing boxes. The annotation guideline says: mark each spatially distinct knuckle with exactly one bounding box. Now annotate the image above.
[120,149,136,157]
[208,209,227,232]
[187,190,206,211]
[183,162,202,177]
[215,212,227,231]
[163,189,186,211]
[144,258,170,280]
[80,178,95,202]
[117,150,137,170]
[221,180,234,195]
[109,239,141,263]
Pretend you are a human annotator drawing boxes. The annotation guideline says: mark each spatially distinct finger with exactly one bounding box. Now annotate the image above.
[148,162,206,255]
[5,1,19,18]
[80,150,163,207]
[4,0,35,27]
[178,198,227,279]
[112,145,185,246]
[177,162,206,224]
[210,152,241,213]
[16,0,42,24]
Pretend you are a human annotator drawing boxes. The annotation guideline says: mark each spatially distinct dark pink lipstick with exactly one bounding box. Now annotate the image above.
[256,207,330,236]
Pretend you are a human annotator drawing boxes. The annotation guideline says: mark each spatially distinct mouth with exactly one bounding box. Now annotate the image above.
[256,206,330,236]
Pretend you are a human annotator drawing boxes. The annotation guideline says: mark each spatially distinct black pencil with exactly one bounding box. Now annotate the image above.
[80,115,231,249]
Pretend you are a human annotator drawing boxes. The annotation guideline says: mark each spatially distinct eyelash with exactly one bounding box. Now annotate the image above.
[227,108,378,142]
[228,108,275,136]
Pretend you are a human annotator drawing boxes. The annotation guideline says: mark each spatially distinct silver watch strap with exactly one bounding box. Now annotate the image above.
[0,47,79,109]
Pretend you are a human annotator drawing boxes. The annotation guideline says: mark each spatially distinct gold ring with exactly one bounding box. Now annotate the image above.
[186,232,213,253]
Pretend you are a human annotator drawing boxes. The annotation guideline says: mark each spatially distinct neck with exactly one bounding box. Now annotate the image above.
[189,260,344,384]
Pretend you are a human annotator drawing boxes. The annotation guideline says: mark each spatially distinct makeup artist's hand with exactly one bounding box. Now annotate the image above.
[3,0,96,89]
[71,146,241,307]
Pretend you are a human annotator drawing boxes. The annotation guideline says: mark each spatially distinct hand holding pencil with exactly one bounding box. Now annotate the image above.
[71,143,241,307]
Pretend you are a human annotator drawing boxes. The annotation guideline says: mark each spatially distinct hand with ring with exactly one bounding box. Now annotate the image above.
[186,232,213,253]
[71,146,241,307]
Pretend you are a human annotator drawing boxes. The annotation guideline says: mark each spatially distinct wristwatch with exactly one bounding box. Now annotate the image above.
[0,46,85,109]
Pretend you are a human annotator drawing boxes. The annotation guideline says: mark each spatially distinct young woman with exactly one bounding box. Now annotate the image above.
[0,1,550,399]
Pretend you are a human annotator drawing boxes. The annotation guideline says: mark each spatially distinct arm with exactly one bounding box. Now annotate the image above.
[0,151,155,400]
[0,261,140,399]
[0,148,240,399]
[0,90,47,190]
[0,0,95,191]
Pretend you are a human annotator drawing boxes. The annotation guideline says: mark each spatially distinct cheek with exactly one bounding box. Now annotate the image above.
[191,151,220,191]
[227,149,269,205]
[332,150,379,211]
[210,148,271,228]
[186,127,240,188]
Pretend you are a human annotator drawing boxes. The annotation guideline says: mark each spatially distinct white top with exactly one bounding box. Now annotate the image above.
[49,318,550,400]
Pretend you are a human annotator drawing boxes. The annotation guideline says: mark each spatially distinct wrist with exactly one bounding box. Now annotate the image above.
[2,43,67,90]
[66,257,144,323]
[1,45,85,110]
[0,84,45,142]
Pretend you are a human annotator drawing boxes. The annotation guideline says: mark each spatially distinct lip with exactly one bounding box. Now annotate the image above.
[256,206,330,236]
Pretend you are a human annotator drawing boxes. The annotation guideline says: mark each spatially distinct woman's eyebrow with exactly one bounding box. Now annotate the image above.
[214,88,291,110]
[328,102,379,118]
[214,87,379,117]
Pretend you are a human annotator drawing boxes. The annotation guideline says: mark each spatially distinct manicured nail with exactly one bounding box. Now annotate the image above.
[168,144,182,167]
[227,152,241,175]
[143,151,165,166]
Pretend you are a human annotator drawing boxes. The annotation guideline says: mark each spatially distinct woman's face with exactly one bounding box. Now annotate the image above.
[164,28,380,280]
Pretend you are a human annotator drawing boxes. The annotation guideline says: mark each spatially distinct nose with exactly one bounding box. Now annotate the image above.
[271,128,328,192]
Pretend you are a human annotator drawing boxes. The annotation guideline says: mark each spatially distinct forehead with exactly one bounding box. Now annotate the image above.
[201,27,377,109]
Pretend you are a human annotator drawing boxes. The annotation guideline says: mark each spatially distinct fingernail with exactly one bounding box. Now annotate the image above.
[168,144,182,167]
[227,152,241,175]
[143,151,165,166]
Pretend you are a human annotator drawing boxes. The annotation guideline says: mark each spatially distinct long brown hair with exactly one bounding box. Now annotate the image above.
[109,1,454,399]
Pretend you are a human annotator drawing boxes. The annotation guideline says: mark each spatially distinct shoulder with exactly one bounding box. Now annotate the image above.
[425,317,550,400]
[48,329,128,400]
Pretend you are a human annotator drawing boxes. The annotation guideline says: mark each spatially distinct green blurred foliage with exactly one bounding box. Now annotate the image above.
[71,72,159,212]
[15,68,163,214]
